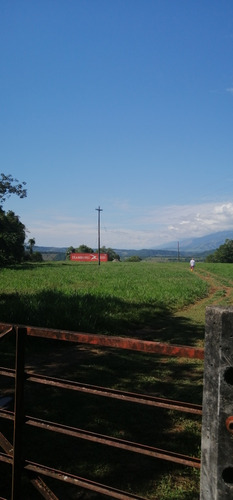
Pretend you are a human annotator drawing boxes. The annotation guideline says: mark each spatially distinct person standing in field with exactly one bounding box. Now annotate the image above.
[190,258,195,271]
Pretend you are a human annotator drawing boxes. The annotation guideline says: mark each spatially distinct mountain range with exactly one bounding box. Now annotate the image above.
[35,230,233,260]
[155,230,233,253]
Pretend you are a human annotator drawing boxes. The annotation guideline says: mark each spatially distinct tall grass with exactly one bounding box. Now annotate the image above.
[199,262,233,282]
[0,261,208,334]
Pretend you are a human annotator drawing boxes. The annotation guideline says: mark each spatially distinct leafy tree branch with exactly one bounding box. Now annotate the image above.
[0,173,27,207]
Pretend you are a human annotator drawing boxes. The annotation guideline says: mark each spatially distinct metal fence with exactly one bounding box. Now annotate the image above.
[0,322,204,500]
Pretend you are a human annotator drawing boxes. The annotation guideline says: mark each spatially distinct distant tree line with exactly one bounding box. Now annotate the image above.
[205,239,233,263]
[66,245,120,261]
[124,255,142,262]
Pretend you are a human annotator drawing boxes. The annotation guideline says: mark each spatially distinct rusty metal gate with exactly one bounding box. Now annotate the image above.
[0,322,204,500]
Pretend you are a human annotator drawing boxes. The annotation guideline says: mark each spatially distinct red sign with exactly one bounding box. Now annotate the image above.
[70,253,108,262]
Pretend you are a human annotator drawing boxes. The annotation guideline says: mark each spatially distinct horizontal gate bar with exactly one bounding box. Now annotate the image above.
[0,408,14,421]
[0,322,204,358]
[26,326,205,359]
[26,414,200,468]
[26,371,202,415]
[24,460,149,500]
[0,368,202,414]
[0,367,15,378]
[0,322,203,359]
[0,451,12,465]
[0,409,200,467]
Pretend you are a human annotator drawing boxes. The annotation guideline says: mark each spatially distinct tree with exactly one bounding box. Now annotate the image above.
[66,246,76,260]
[0,173,27,265]
[66,245,94,260]
[28,238,36,255]
[0,173,27,207]
[99,246,120,261]
[205,239,233,263]
[76,244,94,253]
[0,209,26,265]
[24,237,43,262]
[125,256,142,262]
[29,251,43,262]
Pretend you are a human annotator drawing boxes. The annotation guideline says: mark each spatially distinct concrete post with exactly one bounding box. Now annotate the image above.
[200,306,233,500]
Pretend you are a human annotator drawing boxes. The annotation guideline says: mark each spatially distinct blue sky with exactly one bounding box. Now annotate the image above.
[1,0,233,250]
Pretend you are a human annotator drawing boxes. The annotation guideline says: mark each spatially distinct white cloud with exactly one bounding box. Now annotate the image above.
[180,221,190,225]
[24,201,233,249]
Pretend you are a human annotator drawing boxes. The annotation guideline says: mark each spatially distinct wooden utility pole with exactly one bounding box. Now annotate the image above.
[95,206,103,266]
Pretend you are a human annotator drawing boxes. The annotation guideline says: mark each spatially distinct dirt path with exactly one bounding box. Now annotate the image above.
[174,267,233,328]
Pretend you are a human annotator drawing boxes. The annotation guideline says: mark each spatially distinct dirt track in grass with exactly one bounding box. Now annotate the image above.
[172,267,233,347]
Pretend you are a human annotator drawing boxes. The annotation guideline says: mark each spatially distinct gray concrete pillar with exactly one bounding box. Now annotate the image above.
[200,306,233,500]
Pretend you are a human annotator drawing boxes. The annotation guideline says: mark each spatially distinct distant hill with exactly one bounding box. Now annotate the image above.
[35,246,67,253]
[35,247,67,261]
[115,248,181,260]
[156,231,233,253]
[35,231,233,261]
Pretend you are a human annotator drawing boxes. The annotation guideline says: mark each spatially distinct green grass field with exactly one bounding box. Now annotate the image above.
[0,261,208,334]
[1,261,233,499]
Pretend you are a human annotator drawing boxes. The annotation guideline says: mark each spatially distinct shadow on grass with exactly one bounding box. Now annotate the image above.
[0,288,204,346]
